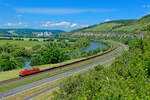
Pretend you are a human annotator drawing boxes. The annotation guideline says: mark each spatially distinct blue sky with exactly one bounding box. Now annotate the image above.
[0,0,150,31]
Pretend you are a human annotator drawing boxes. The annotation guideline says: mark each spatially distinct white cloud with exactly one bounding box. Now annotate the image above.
[4,22,27,27]
[143,5,150,8]
[104,19,111,22]
[71,24,78,27]
[55,22,70,26]
[41,21,88,29]
[16,8,117,14]
[42,21,70,27]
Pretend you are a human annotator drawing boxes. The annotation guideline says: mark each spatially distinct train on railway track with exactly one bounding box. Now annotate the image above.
[19,67,40,77]
[0,44,119,86]
[18,44,119,77]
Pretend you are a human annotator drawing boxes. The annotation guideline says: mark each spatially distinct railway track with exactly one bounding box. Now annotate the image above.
[0,44,119,86]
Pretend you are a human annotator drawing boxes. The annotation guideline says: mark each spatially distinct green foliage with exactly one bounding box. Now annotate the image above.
[0,41,45,71]
[81,51,88,57]
[94,65,104,71]
[31,47,70,65]
[74,38,90,49]
[30,38,90,66]
[32,44,41,51]
[52,35,150,99]
[71,20,136,33]
[0,38,107,72]
[142,25,150,31]
[0,53,17,71]
[80,48,101,57]
[0,43,27,71]
[11,49,25,57]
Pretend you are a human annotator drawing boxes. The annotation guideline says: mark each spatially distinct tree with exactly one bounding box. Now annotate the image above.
[12,49,25,57]
[31,47,70,65]
[0,53,17,71]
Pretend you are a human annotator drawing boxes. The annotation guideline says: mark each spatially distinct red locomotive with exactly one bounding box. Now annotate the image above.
[19,67,40,77]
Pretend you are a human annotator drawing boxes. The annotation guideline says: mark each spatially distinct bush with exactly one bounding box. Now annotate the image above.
[94,65,104,71]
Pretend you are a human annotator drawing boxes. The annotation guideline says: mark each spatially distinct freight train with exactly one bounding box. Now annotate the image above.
[19,68,40,77]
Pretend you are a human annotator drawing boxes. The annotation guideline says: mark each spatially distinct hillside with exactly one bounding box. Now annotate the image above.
[72,14,150,34]
[0,29,65,36]
[53,33,150,99]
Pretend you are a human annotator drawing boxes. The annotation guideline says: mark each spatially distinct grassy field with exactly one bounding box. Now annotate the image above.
[82,23,122,32]
[0,40,45,48]
[0,46,122,93]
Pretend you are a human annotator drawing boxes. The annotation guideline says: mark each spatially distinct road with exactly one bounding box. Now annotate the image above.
[0,43,125,100]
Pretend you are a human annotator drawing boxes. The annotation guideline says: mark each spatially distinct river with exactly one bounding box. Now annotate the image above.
[79,42,108,52]
[24,42,108,68]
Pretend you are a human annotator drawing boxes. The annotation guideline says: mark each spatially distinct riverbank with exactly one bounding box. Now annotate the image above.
[0,42,125,100]
[24,41,108,68]
[0,41,109,82]
[0,42,122,98]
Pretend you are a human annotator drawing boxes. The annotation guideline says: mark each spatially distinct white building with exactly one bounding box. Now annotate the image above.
[37,32,52,37]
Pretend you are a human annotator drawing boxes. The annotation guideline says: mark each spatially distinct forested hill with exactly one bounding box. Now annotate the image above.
[72,14,150,34]
[0,29,65,36]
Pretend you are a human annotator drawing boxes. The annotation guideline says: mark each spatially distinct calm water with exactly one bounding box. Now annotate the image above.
[79,42,108,52]
[24,42,108,68]
[24,59,31,68]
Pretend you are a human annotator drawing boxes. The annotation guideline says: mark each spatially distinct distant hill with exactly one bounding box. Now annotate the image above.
[0,29,65,36]
[72,14,150,34]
